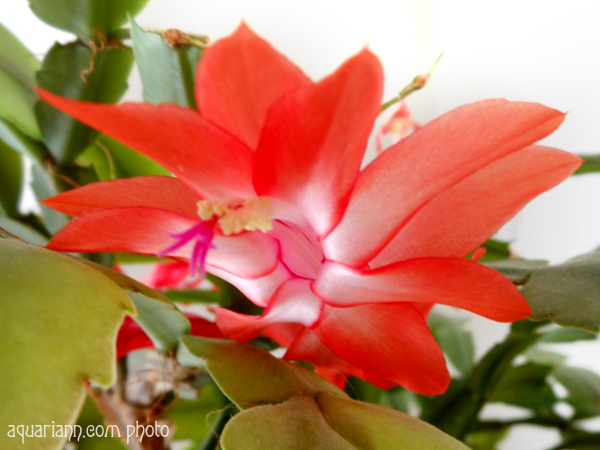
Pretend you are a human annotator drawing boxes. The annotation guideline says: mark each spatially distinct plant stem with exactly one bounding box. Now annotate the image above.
[421,320,546,441]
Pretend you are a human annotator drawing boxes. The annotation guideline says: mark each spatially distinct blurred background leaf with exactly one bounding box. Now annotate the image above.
[522,251,600,333]
[0,141,23,218]
[29,0,151,42]
[35,42,133,165]
[131,18,203,108]
[0,24,41,139]
[428,312,475,376]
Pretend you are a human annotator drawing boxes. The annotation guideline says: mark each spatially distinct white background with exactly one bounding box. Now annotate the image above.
[3,1,600,448]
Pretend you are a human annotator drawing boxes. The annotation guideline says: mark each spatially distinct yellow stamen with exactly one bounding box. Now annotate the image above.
[197,197,273,236]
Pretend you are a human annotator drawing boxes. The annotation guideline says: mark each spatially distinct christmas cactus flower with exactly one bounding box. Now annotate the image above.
[39,23,581,395]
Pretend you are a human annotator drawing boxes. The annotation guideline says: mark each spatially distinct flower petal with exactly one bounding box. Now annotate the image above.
[270,221,323,279]
[41,176,200,218]
[253,49,384,238]
[47,207,279,279]
[262,323,303,348]
[117,316,153,359]
[207,260,291,307]
[142,261,203,290]
[323,100,566,268]
[215,278,323,342]
[37,89,255,199]
[47,206,198,256]
[314,259,531,322]
[284,327,364,388]
[371,145,582,266]
[196,22,312,149]
[210,231,280,279]
[314,303,449,395]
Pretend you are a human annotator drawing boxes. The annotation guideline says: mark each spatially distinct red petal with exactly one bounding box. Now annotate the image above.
[190,316,226,339]
[262,323,303,348]
[271,221,323,279]
[41,176,199,218]
[142,261,203,290]
[323,100,566,268]
[207,260,291,307]
[253,49,384,238]
[196,22,312,149]
[47,206,197,255]
[215,279,323,342]
[314,259,531,322]
[285,327,364,386]
[37,89,255,199]
[47,207,279,279]
[117,316,153,359]
[210,231,280,279]
[371,145,582,266]
[315,303,450,395]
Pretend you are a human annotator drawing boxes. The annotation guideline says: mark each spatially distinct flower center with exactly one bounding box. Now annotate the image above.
[197,197,273,235]
[157,221,215,278]
[159,197,274,278]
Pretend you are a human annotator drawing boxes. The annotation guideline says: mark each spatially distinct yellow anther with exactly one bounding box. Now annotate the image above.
[197,197,273,236]
[197,199,239,220]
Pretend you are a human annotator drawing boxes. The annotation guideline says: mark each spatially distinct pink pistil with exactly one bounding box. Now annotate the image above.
[157,221,216,278]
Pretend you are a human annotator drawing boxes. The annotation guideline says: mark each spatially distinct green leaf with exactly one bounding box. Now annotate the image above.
[479,239,511,262]
[36,42,133,165]
[0,142,23,217]
[489,363,556,411]
[178,336,347,410]
[0,118,48,163]
[131,18,202,108]
[467,429,509,450]
[164,288,223,304]
[0,23,41,138]
[0,216,48,245]
[113,253,166,264]
[30,164,69,234]
[164,384,229,442]
[128,292,191,351]
[485,258,549,284]
[79,134,170,181]
[538,327,597,343]
[574,154,600,175]
[74,259,191,352]
[221,395,356,450]
[523,348,567,366]
[421,322,543,439]
[346,377,384,404]
[554,432,600,449]
[74,396,128,450]
[521,251,600,332]
[379,388,415,414]
[29,0,151,42]
[0,239,135,450]
[317,392,471,450]
[75,257,170,302]
[554,366,600,419]
[428,312,475,375]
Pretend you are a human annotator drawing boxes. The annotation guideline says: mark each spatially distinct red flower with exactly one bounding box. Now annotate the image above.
[141,260,204,290]
[39,24,581,394]
[376,101,420,153]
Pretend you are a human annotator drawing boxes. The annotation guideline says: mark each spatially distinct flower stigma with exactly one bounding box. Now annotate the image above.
[158,197,273,278]
[157,221,215,278]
